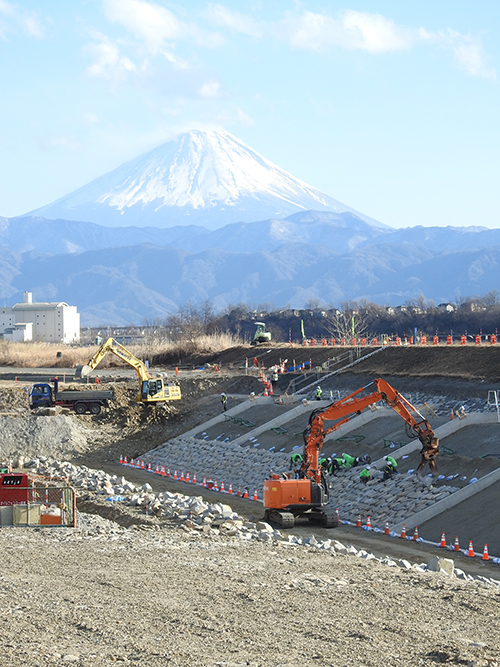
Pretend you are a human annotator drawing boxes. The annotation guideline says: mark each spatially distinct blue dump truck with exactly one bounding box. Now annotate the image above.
[29,378,113,415]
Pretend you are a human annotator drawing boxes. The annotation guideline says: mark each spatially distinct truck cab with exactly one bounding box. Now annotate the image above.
[29,383,53,409]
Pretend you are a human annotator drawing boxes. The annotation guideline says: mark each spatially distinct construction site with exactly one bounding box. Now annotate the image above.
[1,343,500,666]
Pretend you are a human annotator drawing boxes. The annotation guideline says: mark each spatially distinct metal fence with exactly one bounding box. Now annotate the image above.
[0,484,77,527]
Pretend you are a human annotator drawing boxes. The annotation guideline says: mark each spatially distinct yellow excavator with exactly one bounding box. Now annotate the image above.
[75,337,181,404]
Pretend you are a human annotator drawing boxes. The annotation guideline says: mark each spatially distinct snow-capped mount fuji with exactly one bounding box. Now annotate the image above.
[27,129,381,230]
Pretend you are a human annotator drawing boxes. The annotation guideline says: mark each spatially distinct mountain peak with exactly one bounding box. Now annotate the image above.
[26,129,380,230]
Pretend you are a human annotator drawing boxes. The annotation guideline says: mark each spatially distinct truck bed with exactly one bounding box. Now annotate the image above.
[55,390,114,401]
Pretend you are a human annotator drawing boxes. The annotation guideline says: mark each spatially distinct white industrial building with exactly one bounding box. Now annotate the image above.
[0,291,80,343]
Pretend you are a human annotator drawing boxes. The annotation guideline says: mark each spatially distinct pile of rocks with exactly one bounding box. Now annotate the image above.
[142,435,289,494]
[326,466,458,526]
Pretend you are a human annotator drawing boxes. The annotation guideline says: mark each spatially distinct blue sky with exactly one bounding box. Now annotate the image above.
[1,0,499,228]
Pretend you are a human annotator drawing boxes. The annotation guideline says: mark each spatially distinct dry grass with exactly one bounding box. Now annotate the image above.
[0,333,244,369]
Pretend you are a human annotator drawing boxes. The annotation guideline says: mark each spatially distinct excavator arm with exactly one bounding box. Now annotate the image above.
[76,338,150,381]
[301,377,439,482]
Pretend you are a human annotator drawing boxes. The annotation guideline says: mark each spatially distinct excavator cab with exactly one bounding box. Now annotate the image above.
[252,322,272,345]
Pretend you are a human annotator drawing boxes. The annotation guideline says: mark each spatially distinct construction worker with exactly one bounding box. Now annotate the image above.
[383,455,398,481]
[315,386,322,401]
[220,392,227,412]
[328,457,344,475]
[318,456,330,471]
[341,452,357,469]
[289,452,304,478]
[359,467,371,484]
[272,370,279,391]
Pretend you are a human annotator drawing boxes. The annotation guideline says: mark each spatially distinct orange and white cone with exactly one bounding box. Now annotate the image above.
[161,465,165,477]
[366,516,372,530]
[123,456,127,466]
[252,489,258,501]
[167,468,170,478]
[174,470,178,480]
[214,480,219,491]
[356,514,362,528]
[264,386,268,396]
[220,481,225,493]
[400,524,407,539]
[467,541,475,557]
[119,455,123,464]
[180,471,185,482]
[140,460,145,470]
[185,472,190,483]
[453,536,460,552]
[237,485,241,497]
[243,488,249,498]
[482,544,489,561]
[202,477,207,488]
[413,526,419,541]
[147,462,151,472]
[228,483,233,495]
[154,463,159,474]
[384,521,390,535]
[192,473,197,485]
[130,458,134,467]
[336,508,340,521]
[439,532,447,548]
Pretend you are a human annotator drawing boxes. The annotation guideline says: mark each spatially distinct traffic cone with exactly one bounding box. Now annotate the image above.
[130,458,134,467]
[336,508,340,521]
[439,532,447,548]
[155,463,159,474]
[174,470,178,480]
[192,473,197,485]
[202,477,207,488]
[252,489,258,501]
[356,514,361,528]
[119,455,123,464]
[214,480,218,491]
[220,481,225,493]
[147,462,151,472]
[161,465,165,477]
[185,472,190,483]
[467,541,475,557]
[269,385,273,396]
[228,483,233,495]
[482,544,489,561]
[167,468,170,478]
[140,460,144,469]
[237,485,241,497]
[453,536,460,552]
[450,409,454,420]
[264,386,268,396]
[400,524,407,539]
[180,471,185,482]
[136,459,140,468]
[384,521,390,535]
[413,526,419,541]
[366,516,372,530]
[243,488,249,498]
[123,456,127,466]
[207,477,213,488]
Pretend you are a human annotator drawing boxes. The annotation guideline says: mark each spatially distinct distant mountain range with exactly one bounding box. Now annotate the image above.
[2,129,499,325]
[26,130,381,230]
[1,211,499,325]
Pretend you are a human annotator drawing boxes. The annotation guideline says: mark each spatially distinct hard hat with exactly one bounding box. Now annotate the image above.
[317,386,321,389]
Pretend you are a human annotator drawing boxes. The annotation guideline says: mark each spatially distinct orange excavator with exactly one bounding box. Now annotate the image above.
[262,378,439,528]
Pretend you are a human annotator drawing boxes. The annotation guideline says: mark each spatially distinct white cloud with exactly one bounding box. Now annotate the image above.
[199,80,223,98]
[103,0,223,51]
[445,30,496,79]
[0,0,45,39]
[278,9,495,78]
[204,3,263,38]
[86,38,137,79]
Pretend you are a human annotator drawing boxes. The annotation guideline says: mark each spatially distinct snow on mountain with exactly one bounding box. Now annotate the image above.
[26,129,382,230]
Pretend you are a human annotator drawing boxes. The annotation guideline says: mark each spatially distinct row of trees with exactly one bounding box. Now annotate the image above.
[135,291,500,344]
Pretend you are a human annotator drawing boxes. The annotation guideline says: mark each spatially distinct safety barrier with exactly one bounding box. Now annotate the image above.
[0,482,77,527]
[298,334,496,347]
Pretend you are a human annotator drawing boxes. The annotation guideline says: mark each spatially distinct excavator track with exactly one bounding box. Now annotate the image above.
[265,509,295,529]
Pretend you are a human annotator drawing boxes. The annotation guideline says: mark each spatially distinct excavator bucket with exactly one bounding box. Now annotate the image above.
[74,364,92,379]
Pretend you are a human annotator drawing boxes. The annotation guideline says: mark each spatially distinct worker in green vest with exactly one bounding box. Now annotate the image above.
[341,452,357,469]
[289,452,304,478]
[359,467,371,484]
[383,455,398,481]
[315,386,322,401]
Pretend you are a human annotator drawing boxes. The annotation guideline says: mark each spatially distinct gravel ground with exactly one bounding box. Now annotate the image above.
[1,516,500,667]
